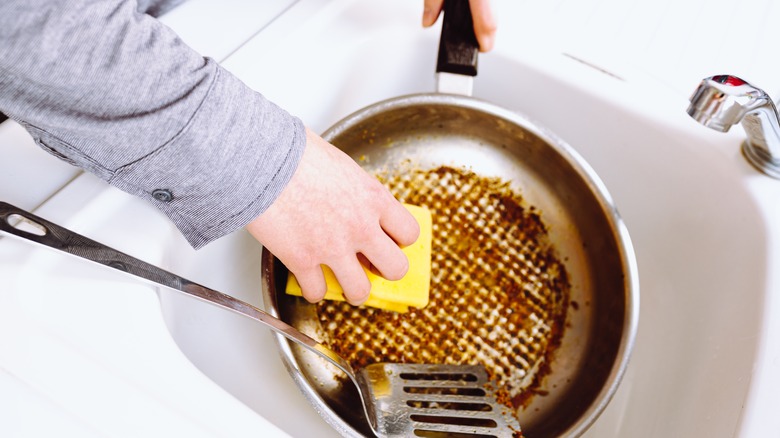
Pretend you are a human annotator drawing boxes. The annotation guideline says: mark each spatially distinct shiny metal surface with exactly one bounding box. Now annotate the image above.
[359,363,521,437]
[688,75,780,179]
[0,201,518,438]
[0,201,356,379]
[262,93,639,437]
[436,71,473,95]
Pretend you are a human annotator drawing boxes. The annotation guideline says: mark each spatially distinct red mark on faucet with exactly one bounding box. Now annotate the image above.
[712,75,747,86]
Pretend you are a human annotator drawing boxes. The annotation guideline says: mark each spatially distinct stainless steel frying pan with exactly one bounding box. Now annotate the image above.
[262,2,639,436]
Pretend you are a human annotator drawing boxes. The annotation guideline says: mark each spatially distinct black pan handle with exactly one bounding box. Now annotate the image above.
[436,0,479,77]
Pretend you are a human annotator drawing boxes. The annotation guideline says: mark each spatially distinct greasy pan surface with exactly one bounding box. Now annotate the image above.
[262,93,638,437]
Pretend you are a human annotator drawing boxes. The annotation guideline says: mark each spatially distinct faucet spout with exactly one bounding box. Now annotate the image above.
[688,75,780,179]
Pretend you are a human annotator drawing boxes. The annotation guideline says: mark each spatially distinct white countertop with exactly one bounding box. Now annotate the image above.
[2,0,780,437]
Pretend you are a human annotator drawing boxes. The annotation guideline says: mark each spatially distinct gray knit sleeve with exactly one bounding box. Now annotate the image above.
[0,0,306,249]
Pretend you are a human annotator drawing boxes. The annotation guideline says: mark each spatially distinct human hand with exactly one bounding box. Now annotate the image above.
[245,128,420,306]
[422,0,497,52]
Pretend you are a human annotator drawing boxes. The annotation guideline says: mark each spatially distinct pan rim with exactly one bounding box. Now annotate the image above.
[263,92,640,437]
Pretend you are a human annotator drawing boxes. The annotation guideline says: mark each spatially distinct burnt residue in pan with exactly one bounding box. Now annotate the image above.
[315,165,570,412]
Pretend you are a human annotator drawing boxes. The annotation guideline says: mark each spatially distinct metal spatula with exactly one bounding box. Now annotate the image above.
[0,202,521,437]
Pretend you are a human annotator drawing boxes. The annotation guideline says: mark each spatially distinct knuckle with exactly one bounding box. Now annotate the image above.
[345,276,371,305]
[298,270,327,303]
[303,285,327,303]
[379,252,409,281]
[284,250,315,272]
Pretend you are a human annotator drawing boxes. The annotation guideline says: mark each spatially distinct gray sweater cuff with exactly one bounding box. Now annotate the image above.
[110,67,306,249]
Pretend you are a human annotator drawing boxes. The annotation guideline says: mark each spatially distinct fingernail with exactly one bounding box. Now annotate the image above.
[350,294,369,307]
[480,34,495,52]
[422,8,435,26]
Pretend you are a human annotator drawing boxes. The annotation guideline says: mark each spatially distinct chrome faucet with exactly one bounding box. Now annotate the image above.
[688,75,780,179]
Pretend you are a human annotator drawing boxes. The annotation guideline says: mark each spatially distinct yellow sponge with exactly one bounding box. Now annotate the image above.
[285,204,432,313]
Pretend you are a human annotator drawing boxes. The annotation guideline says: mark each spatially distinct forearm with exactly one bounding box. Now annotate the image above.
[0,0,306,248]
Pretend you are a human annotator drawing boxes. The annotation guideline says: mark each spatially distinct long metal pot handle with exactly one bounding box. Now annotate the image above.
[0,201,355,376]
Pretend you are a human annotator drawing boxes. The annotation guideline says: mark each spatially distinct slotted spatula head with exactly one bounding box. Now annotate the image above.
[356,363,521,437]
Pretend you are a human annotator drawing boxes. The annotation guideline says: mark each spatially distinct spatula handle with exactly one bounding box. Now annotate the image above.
[0,201,355,376]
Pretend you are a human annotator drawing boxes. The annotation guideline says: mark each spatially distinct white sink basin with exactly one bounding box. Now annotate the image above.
[2,0,779,437]
[160,0,780,436]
